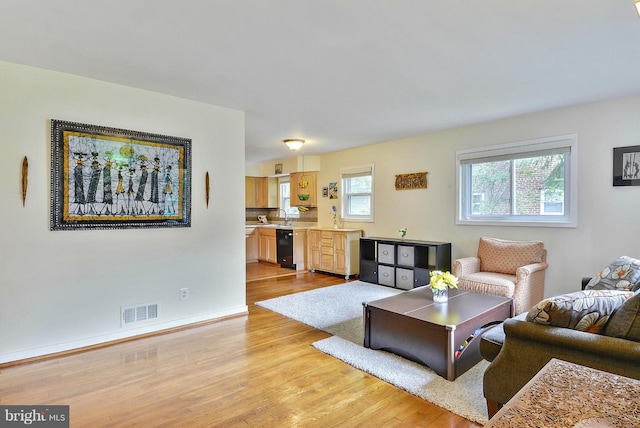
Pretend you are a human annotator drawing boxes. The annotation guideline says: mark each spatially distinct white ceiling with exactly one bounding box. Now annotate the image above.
[1,1,640,164]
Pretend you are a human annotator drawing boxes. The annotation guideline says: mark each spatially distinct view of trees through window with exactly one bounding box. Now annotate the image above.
[340,165,374,221]
[280,181,299,217]
[470,153,565,216]
[345,175,372,216]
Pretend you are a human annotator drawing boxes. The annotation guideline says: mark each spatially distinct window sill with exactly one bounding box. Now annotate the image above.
[456,218,577,228]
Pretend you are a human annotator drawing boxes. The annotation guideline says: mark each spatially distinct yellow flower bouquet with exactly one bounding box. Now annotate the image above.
[429,270,458,303]
[429,270,459,291]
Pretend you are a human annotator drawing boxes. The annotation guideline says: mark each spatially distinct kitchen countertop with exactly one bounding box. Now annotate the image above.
[246,224,310,230]
[306,227,363,232]
[246,224,361,232]
[245,223,362,232]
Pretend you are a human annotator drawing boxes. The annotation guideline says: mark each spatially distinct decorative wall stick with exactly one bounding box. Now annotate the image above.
[22,156,28,206]
[205,171,210,208]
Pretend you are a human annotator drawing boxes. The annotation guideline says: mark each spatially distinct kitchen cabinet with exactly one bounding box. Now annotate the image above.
[255,226,306,269]
[257,227,277,264]
[289,171,318,207]
[245,176,263,208]
[246,226,258,262]
[359,237,451,289]
[292,229,307,271]
[308,229,322,269]
[266,177,278,207]
[307,228,362,279]
[245,176,278,208]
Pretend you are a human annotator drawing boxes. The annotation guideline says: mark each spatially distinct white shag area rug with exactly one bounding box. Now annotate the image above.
[256,281,489,424]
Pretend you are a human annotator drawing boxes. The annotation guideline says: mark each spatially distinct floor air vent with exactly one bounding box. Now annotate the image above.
[121,303,159,326]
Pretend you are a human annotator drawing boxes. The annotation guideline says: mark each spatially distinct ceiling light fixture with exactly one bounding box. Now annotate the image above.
[636,0,640,17]
[283,139,305,151]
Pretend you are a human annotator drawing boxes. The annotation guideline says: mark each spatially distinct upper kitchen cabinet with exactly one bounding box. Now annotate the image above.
[245,176,278,208]
[290,171,318,207]
[245,176,263,208]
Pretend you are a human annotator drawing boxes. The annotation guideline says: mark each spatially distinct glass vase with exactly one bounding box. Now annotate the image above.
[432,287,448,303]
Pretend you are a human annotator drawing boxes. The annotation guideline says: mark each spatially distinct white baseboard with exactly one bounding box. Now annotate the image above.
[0,305,248,364]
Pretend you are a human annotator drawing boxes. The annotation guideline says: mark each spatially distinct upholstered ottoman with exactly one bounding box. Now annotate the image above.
[479,313,526,362]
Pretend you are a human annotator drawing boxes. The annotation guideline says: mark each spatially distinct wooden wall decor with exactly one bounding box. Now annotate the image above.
[205,171,210,208]
[395,172,428,190]
[22,156,28,206]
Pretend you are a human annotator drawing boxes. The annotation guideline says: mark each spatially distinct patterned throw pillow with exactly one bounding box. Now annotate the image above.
[526,290,632,334]
[585,256,640,292]
[605,290,640,342]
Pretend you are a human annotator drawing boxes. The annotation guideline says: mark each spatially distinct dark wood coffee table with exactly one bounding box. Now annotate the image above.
[363,287,512,381]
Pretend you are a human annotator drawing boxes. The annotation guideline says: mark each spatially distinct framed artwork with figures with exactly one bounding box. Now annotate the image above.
[50,119,192,230]
[613,145,640,186]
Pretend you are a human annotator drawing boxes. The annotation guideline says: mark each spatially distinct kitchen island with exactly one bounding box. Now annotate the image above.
[307,228,363,279]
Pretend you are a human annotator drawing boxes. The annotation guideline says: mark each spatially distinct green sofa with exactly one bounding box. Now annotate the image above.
[480,275,640,418]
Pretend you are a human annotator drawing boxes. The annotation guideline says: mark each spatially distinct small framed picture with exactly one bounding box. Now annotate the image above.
[329,182,338,199]
[613,146,640,186]
[275,163,283,174]
[322,187,328,197]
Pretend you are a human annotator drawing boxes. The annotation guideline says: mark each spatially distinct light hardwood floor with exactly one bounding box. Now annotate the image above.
[0,266,481,427]
[246,261,302,282]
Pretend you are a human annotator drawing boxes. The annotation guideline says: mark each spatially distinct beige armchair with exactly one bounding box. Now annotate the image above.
[453,237,548,315]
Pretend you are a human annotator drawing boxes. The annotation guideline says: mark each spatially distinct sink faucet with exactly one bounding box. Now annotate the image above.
[279,209,292,226]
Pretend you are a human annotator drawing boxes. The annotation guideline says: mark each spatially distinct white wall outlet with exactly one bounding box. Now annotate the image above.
[180,288,189,300]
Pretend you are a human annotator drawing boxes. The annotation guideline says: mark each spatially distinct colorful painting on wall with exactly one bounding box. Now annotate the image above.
[329,182,338,199]
[50,119,192,230]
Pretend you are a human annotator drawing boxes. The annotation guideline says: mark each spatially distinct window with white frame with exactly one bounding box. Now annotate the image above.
[341,165,374,222]
[279,177,299,218]
[457,134,577,227]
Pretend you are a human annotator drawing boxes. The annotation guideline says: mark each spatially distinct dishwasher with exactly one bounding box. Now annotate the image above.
[276,229,295,269]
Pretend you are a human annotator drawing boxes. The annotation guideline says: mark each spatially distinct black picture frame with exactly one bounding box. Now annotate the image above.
[51,119,192,230]
[613,145,640,187]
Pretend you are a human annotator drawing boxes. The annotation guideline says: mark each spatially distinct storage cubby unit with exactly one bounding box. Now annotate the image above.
[359,237,451,289]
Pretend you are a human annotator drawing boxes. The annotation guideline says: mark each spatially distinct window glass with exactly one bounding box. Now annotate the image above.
[341,165,374,221]
[457,135,577,227]
[279,179,299,217]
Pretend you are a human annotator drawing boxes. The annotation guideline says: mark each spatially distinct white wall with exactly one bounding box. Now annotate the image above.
[245,155,321,177]
[315,95,640,297]
[0,61,246,363]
